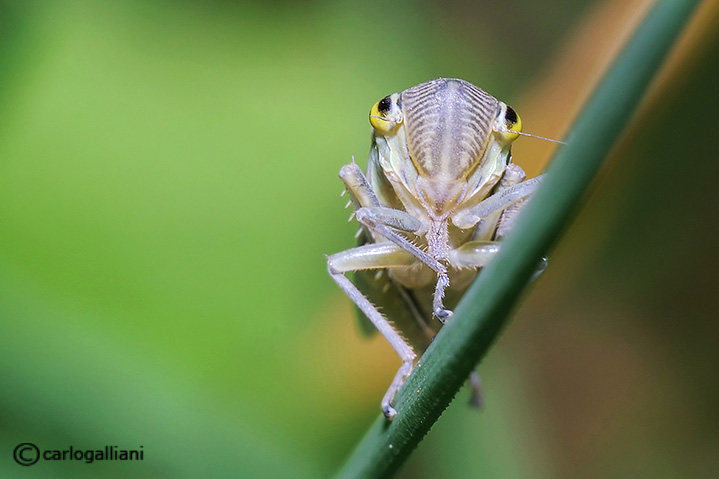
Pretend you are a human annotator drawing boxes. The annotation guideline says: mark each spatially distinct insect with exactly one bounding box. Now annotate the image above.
[327,78,545,419]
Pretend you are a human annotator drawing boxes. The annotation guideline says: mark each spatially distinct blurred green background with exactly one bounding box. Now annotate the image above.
[1,0,717,477]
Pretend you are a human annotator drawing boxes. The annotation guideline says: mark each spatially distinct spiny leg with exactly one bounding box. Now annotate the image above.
[327,242,419,419]
[433,273,451,323]
[354,207,453,323]
[339,162,381,210]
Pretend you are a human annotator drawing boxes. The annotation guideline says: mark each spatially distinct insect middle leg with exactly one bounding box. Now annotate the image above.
[327,242,420,420]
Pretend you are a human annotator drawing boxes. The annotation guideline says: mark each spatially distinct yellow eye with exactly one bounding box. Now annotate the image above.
[497,105,522,144]
[369,95,402,135]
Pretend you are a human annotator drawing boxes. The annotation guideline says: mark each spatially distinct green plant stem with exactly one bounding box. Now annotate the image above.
[334,1,701,478]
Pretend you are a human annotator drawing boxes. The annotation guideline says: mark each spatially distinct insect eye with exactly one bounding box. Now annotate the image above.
[496,104,522,143]
[377,96,392,113]
[369,95,402,135]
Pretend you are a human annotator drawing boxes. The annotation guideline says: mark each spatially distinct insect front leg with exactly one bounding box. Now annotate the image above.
[327,242,419,420]
[453,171,545,230]
[353,207,452,321]
[342,162,449,287]
[339,162,381,210]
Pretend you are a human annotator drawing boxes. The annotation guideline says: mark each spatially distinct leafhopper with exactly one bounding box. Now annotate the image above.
[328,78,545,419]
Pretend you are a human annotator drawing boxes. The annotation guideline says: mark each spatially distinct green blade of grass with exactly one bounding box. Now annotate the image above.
[334,1,701,478]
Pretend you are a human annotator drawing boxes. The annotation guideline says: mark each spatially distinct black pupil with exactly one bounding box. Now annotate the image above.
[505,106,518,125]
[377,96,391,113]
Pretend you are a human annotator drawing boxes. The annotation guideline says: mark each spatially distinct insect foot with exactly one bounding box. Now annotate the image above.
[435,308,453,324]
[380,355,415,420]
[432,272,452,323]
[382,403,397,420]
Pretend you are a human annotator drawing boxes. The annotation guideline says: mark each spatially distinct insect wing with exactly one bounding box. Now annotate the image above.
[351,268,438,352]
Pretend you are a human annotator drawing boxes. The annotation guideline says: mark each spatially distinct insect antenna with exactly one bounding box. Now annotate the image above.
[506,129,566,144]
